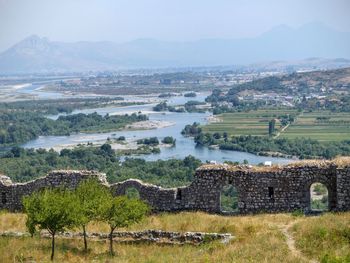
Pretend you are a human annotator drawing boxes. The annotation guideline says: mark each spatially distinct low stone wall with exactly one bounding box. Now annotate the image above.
[0,230,233,245]
[1,158,350,214]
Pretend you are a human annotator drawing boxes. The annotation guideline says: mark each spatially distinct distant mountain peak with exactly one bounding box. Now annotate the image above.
[8,34,52,56]
[18,34,49,46]
[0,23,350,74]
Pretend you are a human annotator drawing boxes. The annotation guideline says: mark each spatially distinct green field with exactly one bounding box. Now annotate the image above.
[203,109,297,136]
[280,111,350,141]
[203,110,350,142]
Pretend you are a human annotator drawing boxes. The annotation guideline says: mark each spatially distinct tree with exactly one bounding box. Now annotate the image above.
[101,196,149,256]
[162,136,176,145]
[223,132,228,142]
[213,132,221,139]
[23,189,79,261]
[74,179,112,253]
[268,119,276,136]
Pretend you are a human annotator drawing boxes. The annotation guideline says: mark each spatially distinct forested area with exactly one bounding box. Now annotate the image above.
[0,112,147,145]
[152,101,205,113]
[218,135,350,159]
[0,145,201,186]
[0,97,124,114]
[197,133,350,159]
[182,122,350,159]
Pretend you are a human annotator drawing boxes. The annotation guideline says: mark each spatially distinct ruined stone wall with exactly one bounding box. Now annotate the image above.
[1,159,350,214]
[0,170,108,211]
[336,168,350,211]
[184,164,339,213]
[110,179,178,212]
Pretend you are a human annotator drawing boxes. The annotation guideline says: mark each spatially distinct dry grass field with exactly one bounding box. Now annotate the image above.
[0,211,349,262]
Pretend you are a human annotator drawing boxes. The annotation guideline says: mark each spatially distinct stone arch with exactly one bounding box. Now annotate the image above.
[303,177,337,212]
[125,186,141,199]
[113,179,144,196]
[310,182,328,211]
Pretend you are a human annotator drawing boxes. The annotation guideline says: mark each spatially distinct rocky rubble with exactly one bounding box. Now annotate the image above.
[0,230,234,245]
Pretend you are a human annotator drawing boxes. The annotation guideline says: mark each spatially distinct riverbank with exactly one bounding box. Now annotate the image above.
[125,120,175,130]
[0,83,33,102]
[5,82,291,164]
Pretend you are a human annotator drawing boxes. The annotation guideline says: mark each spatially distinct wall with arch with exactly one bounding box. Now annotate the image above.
[1,159,350,214]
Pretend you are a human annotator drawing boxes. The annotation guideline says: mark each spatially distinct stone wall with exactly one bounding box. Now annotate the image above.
[336,167,350,211]
[0,170,108,211]
[1,159,350,214]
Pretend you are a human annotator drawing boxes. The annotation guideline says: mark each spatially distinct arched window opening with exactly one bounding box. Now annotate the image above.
[125,187,140,199]
[310,183,328,211]
[220,185,238,213]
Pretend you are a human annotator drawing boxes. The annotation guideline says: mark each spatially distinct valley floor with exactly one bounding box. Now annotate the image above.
[0,211,349,262]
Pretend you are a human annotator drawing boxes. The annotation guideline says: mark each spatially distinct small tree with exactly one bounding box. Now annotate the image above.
[223,132,228,142]
[268,119,276,136]
[23,189,79,261]
[75,179,112,253]
[102,196,149,256]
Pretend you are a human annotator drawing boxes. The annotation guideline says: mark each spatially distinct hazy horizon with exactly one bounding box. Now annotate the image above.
[1,0,349,52]
[8,21,350,44]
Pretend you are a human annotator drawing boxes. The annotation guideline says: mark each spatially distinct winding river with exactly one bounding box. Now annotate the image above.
[20,84,292,164]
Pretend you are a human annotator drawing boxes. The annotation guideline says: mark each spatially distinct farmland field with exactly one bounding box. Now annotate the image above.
[203,110,350,142]
[280,111,350,141]
[202,109,297,136]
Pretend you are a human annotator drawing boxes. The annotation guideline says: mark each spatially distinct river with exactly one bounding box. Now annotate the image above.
[20,84,292,164]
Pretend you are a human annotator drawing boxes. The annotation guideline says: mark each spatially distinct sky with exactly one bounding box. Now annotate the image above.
[0,0,349,52]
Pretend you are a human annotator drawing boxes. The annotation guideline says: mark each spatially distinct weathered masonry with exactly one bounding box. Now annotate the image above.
[1,158,350,214]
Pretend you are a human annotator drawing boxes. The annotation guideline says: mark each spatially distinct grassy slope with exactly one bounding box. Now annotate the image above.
[0,211,349,262]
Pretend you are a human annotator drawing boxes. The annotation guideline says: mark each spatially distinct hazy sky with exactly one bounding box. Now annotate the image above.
[0,0,349,51]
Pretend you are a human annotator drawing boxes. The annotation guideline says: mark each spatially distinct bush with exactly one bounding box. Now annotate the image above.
[162,136,176,145]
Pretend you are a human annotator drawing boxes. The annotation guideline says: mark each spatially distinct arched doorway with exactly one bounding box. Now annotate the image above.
[310,183,329,211]
[125,186,140,199]
[220,185,238,213]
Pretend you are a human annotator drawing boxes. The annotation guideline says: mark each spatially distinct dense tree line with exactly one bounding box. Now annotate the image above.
[184,92,197,97]
[299,95,350,112]
[184,101,206,113]
[153,101,205,113]
[0,145,202,186]
[193,132,350,159]
[182,122,350,159]
[0,112,147,145]
[137,137,159,145]
[0,97,124,115]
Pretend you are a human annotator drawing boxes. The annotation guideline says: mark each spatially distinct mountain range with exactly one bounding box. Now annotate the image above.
[0,23,350,74]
